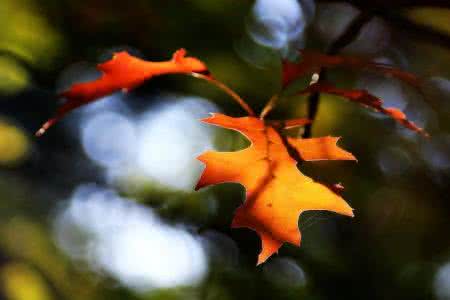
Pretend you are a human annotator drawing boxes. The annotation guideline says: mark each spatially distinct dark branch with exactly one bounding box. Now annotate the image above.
[317,0,450,10]
[302,12,373,138]
[317,0,450,49]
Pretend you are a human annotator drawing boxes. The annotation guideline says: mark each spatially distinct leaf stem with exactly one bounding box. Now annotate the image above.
[302,11,373,138]
[190,72,256,116]
[260,94,279,120]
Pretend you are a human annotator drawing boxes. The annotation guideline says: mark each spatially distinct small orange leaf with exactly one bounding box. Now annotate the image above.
[282,50,421,89]
[36,49,208,136]
[195,113,356,264]
[299,82,428,136]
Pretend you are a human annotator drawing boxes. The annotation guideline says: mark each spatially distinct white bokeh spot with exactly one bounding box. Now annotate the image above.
[54,184,208,292]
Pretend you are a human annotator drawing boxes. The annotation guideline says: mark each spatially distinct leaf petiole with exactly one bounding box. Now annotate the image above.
[190,72,255,116]
[260,94,279,120]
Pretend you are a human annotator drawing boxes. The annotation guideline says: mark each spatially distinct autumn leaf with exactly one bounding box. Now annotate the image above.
[282,50,422,89]
[298,82,428,136]
[195,113,356,264]
[36,49,208,136]
[266,118,311,129]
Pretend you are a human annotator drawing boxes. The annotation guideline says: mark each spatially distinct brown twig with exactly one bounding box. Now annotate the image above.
[190,72,256,116]
[302,11,373,138]
[260,94,279,120]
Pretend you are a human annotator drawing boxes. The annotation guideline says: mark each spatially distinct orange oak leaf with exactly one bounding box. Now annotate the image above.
[36,49,208,136]
[266,118,311,129]
[282,50,421,89]
[195,113,356,265]
[298,82,428,136]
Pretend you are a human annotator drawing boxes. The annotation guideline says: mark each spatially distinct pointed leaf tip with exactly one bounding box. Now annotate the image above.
[38,49,209,134]
[172,48,187,62]
[299,83,428,136]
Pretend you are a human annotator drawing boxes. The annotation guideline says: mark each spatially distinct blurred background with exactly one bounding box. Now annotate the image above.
[0,0,449,299]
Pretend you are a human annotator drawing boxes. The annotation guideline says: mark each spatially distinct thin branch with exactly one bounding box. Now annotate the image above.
[260,94,279,119]
[317,0,450,9]
[190,72,256,116]
[327,12,374,55]
[317,0,450,49]
[302,11,373,138]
